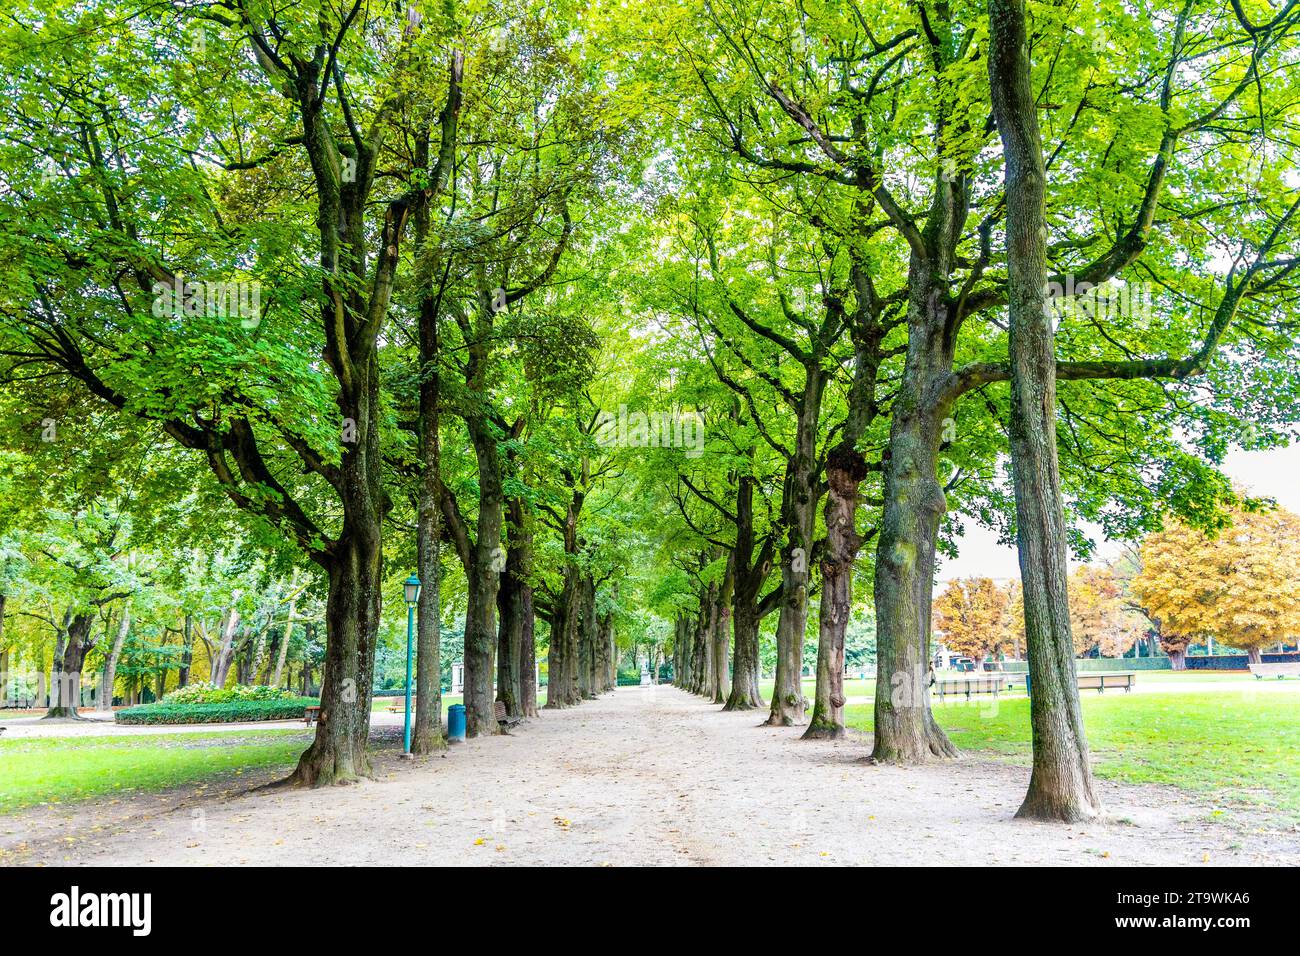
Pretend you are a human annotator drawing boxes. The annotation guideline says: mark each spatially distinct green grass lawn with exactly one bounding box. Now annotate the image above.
[845,690,1300,822]
[0,729,310,814]
[1133,670,1253,682]
[3,695,552,814]
[757,678,877,700]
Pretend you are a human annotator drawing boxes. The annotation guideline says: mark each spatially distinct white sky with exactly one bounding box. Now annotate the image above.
[936,445,1300,583]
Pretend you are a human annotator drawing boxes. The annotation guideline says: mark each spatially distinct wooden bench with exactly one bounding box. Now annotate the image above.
[1249,662,1300,679]
[387,696,415,713]
[934,675,1011,700]
[1076,672,1135,693]
[495,700,522,729]
[304,706,321,726]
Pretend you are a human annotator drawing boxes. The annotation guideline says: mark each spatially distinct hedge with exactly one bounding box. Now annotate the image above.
[115,697,320,725]
[1185,652,1300,670]
[997,657,1173,673]
[159,681,296,705]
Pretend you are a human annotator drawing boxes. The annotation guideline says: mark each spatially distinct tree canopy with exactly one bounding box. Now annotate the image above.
[2,0,1299,821]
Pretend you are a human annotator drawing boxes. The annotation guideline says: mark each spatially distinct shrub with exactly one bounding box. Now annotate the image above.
[115,697,319,725]
[160,682,294,706]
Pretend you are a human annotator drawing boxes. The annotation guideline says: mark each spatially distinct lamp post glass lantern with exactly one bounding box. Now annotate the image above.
[402,574,421,755]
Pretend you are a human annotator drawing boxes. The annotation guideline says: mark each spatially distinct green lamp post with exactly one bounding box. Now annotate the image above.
[402,574,421,756]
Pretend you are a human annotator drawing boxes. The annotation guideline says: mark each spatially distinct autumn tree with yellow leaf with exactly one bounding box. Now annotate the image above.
[1133,505,1300,667]
[933,577,1012,670]
[1068,565,1142,658]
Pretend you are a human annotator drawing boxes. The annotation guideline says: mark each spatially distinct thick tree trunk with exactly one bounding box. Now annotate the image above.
[287,326,386,785]
[724,605,764,710]
[871,355,959,761]
[498,500,535,718]
[673,614,691,688]
[496,513,527,719]
[608,622,618,688]
[710,602,729,703]
[692,583,716,696]
[98,607,131,712]
[545,481,586,709]
[463,542,500,738]
[805,447,867,739]
[520,584,538,714]
[413,473,445,754]
[596,611,614,692]
[546,561,583,708]
[288,526,381,786]
[767,370,825,726]
[462,418,503,738]
[711,558,734,704]
[723,476,771,711]
[577,573,596,699]
[990,0,1100,821]
[1246,646,1262,665]
[45,612,92,719]
[544,599,567,708]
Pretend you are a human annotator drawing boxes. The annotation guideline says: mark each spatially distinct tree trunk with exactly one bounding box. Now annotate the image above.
[178,613,193,688]
[271,572,301,689]
[546,559,582,708]
[1246,646,1262,665]
[209,604,240,687]
[724,478,771,712]
[495,501,529,719]
[577,573,596,700]
[520,583,539,715]
[412,462,445,753]
[596,610,614,692]
[711,558,734,703]
[545,588,569,708]
[409,52,461,754]
[608,622,618,687]
[98,607,131,712]
[463,538,500,738]
[45,612,92,719]
[767,369,825,726]
[287,526,381,786]
[870,353,959,761]
[675,613,692,689]
[805,447,867,739]
[286,320,387,785]
[990,0,1100,822]
[462,418,503,738]
[724,604,764,710]
[692,583,715,696]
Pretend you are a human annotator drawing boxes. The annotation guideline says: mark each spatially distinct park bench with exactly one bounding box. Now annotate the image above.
[495,700,522,729]
[934,675,1011,700]
[304,705,320,726]
[1249,662,1300,679]
[1076,672,1135,693]
[387,696,414,713]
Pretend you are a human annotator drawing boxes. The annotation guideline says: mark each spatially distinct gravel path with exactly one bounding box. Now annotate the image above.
[4,685,1297,866]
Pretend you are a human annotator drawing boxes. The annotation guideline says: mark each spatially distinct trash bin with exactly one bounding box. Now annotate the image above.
[447,703,467,742]
[1023,672,1032,697]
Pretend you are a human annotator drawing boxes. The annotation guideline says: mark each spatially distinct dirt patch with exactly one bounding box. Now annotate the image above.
[3,687,1297,866]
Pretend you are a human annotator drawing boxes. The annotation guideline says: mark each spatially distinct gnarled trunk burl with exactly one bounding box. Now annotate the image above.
[804,446,868,739]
